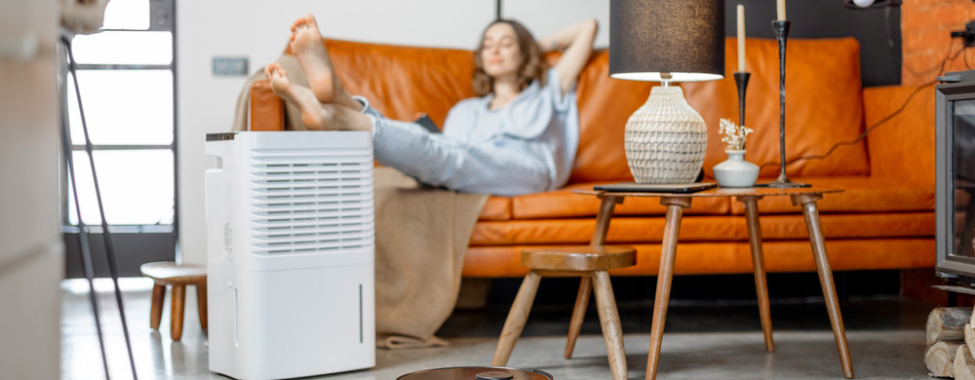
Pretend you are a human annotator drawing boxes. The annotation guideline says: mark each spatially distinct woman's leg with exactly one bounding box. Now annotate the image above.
[289,13,363,112]
[370,116,551,196]
[267,64,549,196]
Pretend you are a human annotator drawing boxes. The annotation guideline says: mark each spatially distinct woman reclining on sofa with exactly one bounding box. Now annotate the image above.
[264,14,597,196]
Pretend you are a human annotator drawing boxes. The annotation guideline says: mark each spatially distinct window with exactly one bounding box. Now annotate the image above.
[62,0,176,277]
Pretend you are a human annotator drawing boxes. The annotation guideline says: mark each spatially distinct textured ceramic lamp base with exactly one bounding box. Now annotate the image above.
[624,86,707,184]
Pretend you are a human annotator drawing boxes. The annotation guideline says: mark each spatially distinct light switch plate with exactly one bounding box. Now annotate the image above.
[212,57,248,76]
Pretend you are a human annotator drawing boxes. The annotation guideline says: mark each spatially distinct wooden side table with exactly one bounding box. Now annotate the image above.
[491,194,635,380]
[576,187,854,380]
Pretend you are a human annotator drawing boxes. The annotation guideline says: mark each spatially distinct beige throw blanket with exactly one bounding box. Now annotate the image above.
[231,55,488,348]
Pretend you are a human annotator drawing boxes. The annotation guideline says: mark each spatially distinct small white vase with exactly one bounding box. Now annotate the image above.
[713,150,759,188]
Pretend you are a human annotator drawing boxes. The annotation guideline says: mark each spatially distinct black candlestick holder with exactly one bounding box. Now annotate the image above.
[768,20,808,188]
[733,72,750,139]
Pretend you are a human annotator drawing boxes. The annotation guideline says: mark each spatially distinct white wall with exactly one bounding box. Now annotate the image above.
[176,0,609,265]
[0,0,63,378]
[503,0,610,49]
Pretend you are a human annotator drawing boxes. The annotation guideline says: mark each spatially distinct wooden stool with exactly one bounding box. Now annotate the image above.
[491,245,636,380]
[140,262,207,341]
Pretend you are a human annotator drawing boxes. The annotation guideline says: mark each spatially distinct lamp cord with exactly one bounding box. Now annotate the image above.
[904,39,965,79]
[758,40,966,170]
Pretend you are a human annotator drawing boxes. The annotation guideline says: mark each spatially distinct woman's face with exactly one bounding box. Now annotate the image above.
[480,23,521,80]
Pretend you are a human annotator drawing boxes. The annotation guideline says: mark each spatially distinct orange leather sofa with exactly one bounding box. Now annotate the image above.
[248,37,936,279]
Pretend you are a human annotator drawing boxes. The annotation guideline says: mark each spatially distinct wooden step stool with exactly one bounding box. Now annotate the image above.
[140,262,207,341]
[490,244,636,380]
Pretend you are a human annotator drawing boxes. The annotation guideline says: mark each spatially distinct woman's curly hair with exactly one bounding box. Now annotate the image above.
[472,19,547,97]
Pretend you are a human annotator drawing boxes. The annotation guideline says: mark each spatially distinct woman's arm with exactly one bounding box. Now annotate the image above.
[537,18,598,95]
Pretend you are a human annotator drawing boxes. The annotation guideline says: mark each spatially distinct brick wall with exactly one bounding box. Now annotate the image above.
[902,0,975,85]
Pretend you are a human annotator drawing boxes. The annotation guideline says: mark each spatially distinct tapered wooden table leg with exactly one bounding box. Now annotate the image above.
[564,194,622,359]
[739,196,774,352]
[793,194,854,379]
[646,197,691,380]
[565,275,592,359]
[593,270,628,380]
[197,283,208,331]
[492,270,542,366]
[590,195,621,247]
[150,284,165,330]
[171,284,185,341]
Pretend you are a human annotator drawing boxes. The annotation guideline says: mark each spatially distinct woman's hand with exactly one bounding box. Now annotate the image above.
[537,18,598,96]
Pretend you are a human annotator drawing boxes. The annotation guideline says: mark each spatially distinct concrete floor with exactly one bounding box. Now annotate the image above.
[62,278,936,380]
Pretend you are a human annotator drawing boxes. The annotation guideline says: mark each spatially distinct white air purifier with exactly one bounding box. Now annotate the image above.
[205,131,376,380]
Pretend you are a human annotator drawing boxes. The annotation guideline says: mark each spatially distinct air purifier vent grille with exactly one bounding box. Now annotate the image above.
[248,151,374,255]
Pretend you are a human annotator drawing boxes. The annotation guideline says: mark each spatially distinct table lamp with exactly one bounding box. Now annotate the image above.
[610,0,725,184]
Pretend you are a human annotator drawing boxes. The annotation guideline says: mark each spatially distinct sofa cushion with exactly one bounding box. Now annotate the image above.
[249,80,284,131]
[728,176,934,214]
[462,238,934,277]
[754,212,934,240]
[570,51,651,183]
[509,182,731,220]
[309,39,479,128]
[479,196,511,221]
[863,85,936,185]
[683,37,869,179]
[469,212,933,246]
[471,216,739,246]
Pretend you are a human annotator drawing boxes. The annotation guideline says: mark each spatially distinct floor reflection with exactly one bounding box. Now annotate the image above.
[62,278,933,379]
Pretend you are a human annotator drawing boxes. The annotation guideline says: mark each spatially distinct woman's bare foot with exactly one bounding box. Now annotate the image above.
[265,63,332,130]
[265,63,373,132]
[289,14,343,103]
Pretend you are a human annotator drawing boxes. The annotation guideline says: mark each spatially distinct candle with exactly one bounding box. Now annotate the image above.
[777,0,786,21]
[737,4,745,72]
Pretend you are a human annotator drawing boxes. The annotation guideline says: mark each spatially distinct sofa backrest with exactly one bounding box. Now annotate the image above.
[576,37,869,182]
[312,39,478,127]
[297,37,869,183]
[686,37,868,179]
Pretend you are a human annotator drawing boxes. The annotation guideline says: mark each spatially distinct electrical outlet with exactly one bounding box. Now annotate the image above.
[212,57,249,76]
[951,22,975,48]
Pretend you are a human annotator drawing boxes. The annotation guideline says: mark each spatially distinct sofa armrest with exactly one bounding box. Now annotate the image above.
[249,80,285,131]
[863,84,936,186]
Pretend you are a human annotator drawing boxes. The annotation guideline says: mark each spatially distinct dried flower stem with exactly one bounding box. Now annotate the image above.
[718,118,753,151]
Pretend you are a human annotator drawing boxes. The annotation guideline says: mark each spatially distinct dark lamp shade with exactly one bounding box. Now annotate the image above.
[610,0,725,82]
